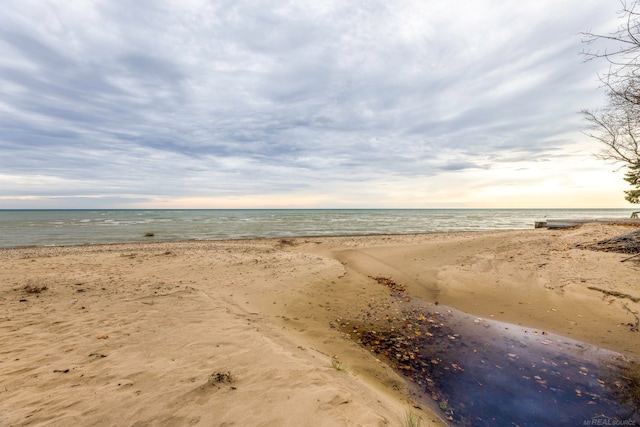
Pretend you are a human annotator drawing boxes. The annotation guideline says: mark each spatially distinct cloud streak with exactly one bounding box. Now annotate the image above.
[0,0,628,208]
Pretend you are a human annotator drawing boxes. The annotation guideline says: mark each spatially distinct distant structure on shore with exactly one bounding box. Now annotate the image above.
[535,218,640,229]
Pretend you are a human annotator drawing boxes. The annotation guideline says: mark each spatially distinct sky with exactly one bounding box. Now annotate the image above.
[0,0,634,209]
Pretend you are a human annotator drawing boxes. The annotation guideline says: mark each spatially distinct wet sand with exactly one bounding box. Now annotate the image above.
[338,290,638,425]
[0,223,638,426]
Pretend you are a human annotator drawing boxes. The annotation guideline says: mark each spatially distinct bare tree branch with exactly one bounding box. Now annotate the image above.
[582,0,640,204]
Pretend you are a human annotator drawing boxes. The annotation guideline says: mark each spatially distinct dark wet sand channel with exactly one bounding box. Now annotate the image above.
[338,278,640,426]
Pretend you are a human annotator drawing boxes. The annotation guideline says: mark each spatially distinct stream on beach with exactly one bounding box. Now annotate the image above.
[338,278,640,426]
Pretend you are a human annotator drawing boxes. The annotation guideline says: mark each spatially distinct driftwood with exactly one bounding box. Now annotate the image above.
[587,287,640,332]
[622,303,640,332]
[587,286,640,303]
[575,229,640,257]
[621,252,640,262]
[579,230,640,332]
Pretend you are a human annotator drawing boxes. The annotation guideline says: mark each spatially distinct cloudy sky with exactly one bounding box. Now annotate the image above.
[0,1,632,208]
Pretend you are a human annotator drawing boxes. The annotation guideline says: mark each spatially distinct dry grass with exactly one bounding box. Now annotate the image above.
[208,371,235,385]
[331,360,347,372]
[23,284,47,294]
[403,411,422,427]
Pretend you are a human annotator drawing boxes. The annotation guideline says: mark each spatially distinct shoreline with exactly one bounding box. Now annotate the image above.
[0,230,491,250]
[0,228,513,251]
[1,224,638,425]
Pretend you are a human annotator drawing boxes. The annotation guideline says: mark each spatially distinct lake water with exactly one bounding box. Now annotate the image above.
[0,208,636,248]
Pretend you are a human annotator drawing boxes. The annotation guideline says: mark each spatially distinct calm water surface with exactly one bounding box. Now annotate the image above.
[345,299,640,426]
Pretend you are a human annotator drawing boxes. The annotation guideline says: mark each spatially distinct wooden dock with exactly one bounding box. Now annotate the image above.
[535,218,640,229]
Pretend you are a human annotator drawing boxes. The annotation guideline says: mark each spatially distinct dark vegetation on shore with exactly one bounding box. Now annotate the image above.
[576,229,640,255]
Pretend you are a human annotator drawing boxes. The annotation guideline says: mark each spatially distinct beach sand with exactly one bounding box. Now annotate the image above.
[1,224,638,426]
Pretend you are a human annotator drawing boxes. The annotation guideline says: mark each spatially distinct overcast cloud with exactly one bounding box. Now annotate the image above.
[0,0,629,208]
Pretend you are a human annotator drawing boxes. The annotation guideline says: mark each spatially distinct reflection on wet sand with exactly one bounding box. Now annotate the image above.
[339,277,640,426]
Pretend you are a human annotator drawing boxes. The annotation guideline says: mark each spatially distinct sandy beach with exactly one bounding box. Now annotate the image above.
[1,223,638,426]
